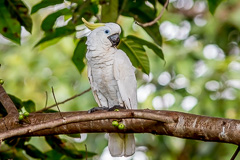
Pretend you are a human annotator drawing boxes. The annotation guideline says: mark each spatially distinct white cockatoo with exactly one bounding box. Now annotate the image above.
[82,18,137,157]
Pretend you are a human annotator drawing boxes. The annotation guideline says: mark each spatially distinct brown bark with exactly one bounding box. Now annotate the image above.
[1,84,240,147]
[0,85,18,116]
[1,109,240,146]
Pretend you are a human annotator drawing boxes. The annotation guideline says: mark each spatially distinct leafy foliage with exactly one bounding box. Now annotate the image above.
[5,0,32,33]
[127,35,164,60]
[101,0,119,22]
[23,100,36,112]
[41,8,72,32]
[34,23,76,47]
[45,135,96,159]
[72,37,87,73]
[23,144,47,159]
[119,37,150,74]
[31,0,64,14]
[0,0,32,44]
[0,1,21,44]
[207,0,224,14]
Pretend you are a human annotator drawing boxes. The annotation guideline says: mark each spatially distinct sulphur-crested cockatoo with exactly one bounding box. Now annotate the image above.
[82,18,137,157]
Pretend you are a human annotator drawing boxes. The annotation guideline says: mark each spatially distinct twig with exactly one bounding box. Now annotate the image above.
[36,87,91,113]
[95,14,101,23]
[51,87,64,119]
[85,144,88,160]
[44,91,48,109]
[135,0,169,27]
[231,146,240,160]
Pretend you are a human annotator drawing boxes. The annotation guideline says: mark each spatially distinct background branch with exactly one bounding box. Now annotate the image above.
[135,0,169,27]
[36,88,91,113]
[1,109,240,147]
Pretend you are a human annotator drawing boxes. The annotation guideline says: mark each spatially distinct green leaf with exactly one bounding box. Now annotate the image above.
[23,144,46,159]
[0,147,29,159]
[143,24,162,47]
[31,0,64,14]
[208,0,224,15]
[45,136,96,159]
[148,0,157,13]
[37,37,62,50]
[101,0,119,22]
[8,94,23,110]
[43,109,58,113]
[66,133,81,138]
[23,100,36,112]
[5,137,30,148]
[5,0,33,33]
[158,0,168,8]
[0,1,21,44]
[35,23,75,47]
[72,1,97,25]
[127,35,164,60]
[67,0,84,4]
[119,37,150,74]
[41,8,72,32]
[72,38,87,73]
[45,150,63,160]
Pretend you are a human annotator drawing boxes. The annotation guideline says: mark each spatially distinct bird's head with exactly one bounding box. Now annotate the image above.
[82,18,121,50]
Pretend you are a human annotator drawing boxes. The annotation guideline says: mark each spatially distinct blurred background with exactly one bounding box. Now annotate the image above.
[1,0,240,159]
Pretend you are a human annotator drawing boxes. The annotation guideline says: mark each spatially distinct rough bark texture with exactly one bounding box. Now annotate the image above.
[0,85,18,115]
[1,110,240,146]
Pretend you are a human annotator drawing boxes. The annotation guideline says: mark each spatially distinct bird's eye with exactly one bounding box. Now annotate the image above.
[105,30,110,34]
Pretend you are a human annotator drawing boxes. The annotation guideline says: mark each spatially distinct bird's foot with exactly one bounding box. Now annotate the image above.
[88,106,109,113]
[108,105,126,111]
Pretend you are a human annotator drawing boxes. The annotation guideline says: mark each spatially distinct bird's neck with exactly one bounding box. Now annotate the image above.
[86,47,117,61]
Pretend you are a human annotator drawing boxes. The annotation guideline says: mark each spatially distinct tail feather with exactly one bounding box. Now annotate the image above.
[108,133,135,157]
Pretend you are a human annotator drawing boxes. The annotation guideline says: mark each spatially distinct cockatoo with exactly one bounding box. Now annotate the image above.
[82,18,137,157]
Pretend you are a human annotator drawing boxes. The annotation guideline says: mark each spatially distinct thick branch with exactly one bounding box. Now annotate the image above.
[0,85,18,115]
[1,110,240,146]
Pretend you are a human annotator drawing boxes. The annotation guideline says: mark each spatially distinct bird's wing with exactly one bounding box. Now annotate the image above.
[87,62,102,107]
[113,49,137,109]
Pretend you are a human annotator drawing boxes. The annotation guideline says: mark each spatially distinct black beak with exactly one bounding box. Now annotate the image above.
[107,33,120,47]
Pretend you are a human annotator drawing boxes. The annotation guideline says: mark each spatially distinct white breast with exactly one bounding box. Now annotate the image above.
[87,49,123,108]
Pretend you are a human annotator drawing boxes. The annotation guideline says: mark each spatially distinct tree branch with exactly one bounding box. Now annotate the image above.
[0,84,18,115]
[1,109,240,147]
[135,0,169,27]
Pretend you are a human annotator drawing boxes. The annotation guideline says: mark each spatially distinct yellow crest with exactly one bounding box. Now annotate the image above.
[82,18,105,31]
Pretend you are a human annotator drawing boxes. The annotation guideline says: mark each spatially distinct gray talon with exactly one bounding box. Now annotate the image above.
[108,105,126,111]
[88,106,109,113]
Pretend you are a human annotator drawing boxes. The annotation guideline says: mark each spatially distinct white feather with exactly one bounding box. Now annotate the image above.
[113,49,137,109]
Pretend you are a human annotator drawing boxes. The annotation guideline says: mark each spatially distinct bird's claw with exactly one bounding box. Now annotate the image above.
[88,105,126,113]
[108,105,126,111]
[88,106,109,113]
